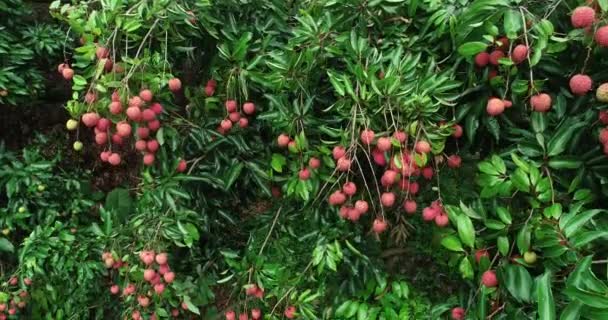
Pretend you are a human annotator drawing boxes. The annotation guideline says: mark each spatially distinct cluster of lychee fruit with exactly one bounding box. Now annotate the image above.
[217,100,256,134]
[102,250,190,320]
[474,36,528,81]
[299,126,464,234]
[0,277,32,319]
[223,305,295,320]
[571,5,608,48]
[58,45,121,82]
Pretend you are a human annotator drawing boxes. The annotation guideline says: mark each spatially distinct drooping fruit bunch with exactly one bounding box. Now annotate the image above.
[217,99,256,134]
[0,277,32,319]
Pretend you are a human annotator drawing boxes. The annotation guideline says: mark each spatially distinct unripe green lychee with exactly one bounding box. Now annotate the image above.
[73,141,83,151]
[523,251,537,264]
[596,83,608,102]
[66,119,78,130]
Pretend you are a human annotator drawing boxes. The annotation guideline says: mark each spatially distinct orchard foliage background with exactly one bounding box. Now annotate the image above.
[2,0,608,319]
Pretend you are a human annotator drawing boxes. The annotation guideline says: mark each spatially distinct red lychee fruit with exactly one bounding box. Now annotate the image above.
[600,111,608,124]
[328,191,346,205]
[85,91,97,104]
[393,130,407,143]
[381,192,396,207]
[112,134,123,145]
[422,206,439,221]
[62,67,74,80]
[110,285,120,294]
[58,63,68,73]
[158,264,170,275]
[205,85,215,97]
[225,100,237,113]
[447,155,462,168]
[360,129,375,145]
[137,295,150,307]
[150,102,163,115]
[342,182,357,195]
[154,283,165,294]
[177,160,187,173]
[239,313,248,320]
[238,118,249,128]
[486,98,505,116]
[123,283,136,295]
[168,78,182,92]
[163,271,175,283]
[143,153,155,166]
[108,153,121,166]
[102,58,113,72]
[148,120,161,131]
[354,200,369,214]
[82,112,100,127]
[482,270,498,287]
[452,124,463,138]
[111,91,120,101]
[144,269,156,282]
[221,119,233,131]
[376,137,392,152]
[381,170,398,186]
[422,167,433,180]
[404,199,417,214]
[571,6,596,28]
[511,45,528,64]
[129,96,143,108]
[243,102,256,115]
[100,151,111,162]
[309,157,321,169]
[451,307,466,320]
[435,214,449,227]
[95,133,108,145]
[496,37,509,50]
[372,148,386,166]
[284,306,296,319]
[336,156,351,172]
[126,107,142,121]
[531,93,552,112]
[135,140,147,151]
[489,50,505,66]
[251,309,261,320]
[142,109,156,121]
[147,140,159,153]
[488,69,498,81]
[415,140,431,154]
[596,25,608,47]
[228,112,241,123]
[96,118,110,131]
[372,218,388,233]
[109,101,122,114]
[299,168,310,180]
[116,121,132,137]
[137,127,150,139]
[475,249,490,263]
[139,89,153,102]
[474,52,490,67]
[503,99,513,108]
[277,134,290,147]
[96,46,109,59]
[599,128,608,144]
[332,146,346,160]
[225,311,236,320]
[570,74,593,96]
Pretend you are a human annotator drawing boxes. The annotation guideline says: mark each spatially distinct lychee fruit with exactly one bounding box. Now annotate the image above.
[73,141,83,151]
[481,270,498,287]
[503,99,513,108]
[342,182,357,195]
[451,307,466,320]
[372,218,388,234]
[570,74,593,96]
[328,191,346,205]
[143,153,155,166]
[511,45,528,64]
[85,91,97,104]
[531,93,552,112]
[62,67,74,80]
[596,83,608,102]
[599,110,608,124]
[142,109,156,121]
[474,52,490,67]
[163,271,175,283]
[599,128,608,144]
[95,133,108,145]
[486,98,505,116]
[96,118,110,131]
[277,134,290,147]
[475,249,490,263]
[393,130,407,143]
[177,160,187,173]
[372,148,387,166]
[109,101,122,114]
[238,118,249,128]
[447,155,462,168]
[404,199,417,214]
[496,37,509,50]
[284,306,296,319]
[110,285,120,294]
[225,311,236,320]
[116,121,132,137]
[435,214,449,227]
[96,46,109,59]
[168,78,182,92]
[144,269,156,282]
[100,151,111,162]
[57,63,68,73]
[135,140,147,151]
[147,120,161,131]
[309,157,321,169]
[139,89,153,102]
[596,25,608,47]
[299,168,310,180]
[376,137,392,152]
[205,86,215,96]
[112,134,123,145]
[154,283,165,294]
[225,100,237,113]
[422,167,433,180]
[129,96,143,108]
[332,146,346,160]
[354,200,369,214]
[489,50,505,65]
[336,156,351,172]
[422,206,438,221]
[243,102,256,115]
[108,153,121,165]
[126,107,142,121]
[415,140,431,154]
[381,192,395,207]
[251,309,261,320]
[360,129,375,145]
[82,112,100,127]
[220,119,233,131]
[147,140,159,153]
[66,119,78,130]
[150,102,163,115]
[571,6,596,28]
[452,124,463,138]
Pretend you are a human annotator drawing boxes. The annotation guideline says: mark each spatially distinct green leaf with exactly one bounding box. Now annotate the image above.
[516,224,531,254]
[560,300,582,320]
[504,9,523,38]
[459,257,474,279]
[441,235,464,252]
[547,122,586,156]
[105,188,132,223]
[563,210,604,238]
[571,231,608,248]
[564,288,608,309]
[223,163,244,190]
[537,272,556,320]
[496,207,512,224]
[456,214,475,248]
[0,238,14,253]
[458,42,488,57]
[543,204,562,219]
[182,296,200,315]
[497,236,510,256]
[504,265,532,302]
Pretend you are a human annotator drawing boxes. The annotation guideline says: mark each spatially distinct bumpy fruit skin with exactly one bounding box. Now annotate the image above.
[451,307,466,320]
[475,249,489,263]
[109,101,122,114]
[571,6,596,28]
[415,140,431,154]
[481,270,498,287]
[108,153,121,166]
[177,159,187,173]
[422,206,438,221]
[523,251,538,264]
[139,89,153,102]
[372,219,388,233]
[66,119,78,130]
[489,50,505,65]
[360,129,375,145]
[284,306,296,319]
[376,137,392,151]
[332,146,346,160]
[342,181,357,195]
[225,100,237,113]
[308,157,321,169]
[511,45,528,64]
[486,98,505,116]
[404,200,417,214]
[600,110,608,124]
[298,168,310,180]
[474,52,490,67]
[594,82,608,103]
[62,68,74,80]
[73,141,83,151]
[225,311,236,320]
[447,155,462,168]
[496,37,509,50]
[596,25,608,47]
[328,191,346,205]
[452,124,463,138]
[570,74,593,95]
[243,102,256,115]
[277,134,290,147]
[381,192,396,207]
[354,200,369,214]
[336,156,351,171]
[168,78,182,92]
[435,214,449,227]
[531,93,552,112]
